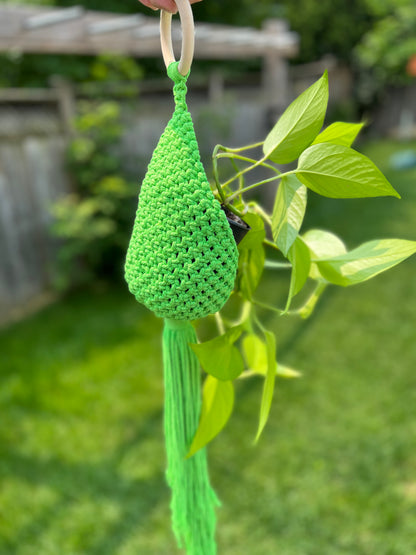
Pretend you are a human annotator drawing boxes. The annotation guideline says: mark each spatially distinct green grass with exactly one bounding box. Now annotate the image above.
[1,140,416,554]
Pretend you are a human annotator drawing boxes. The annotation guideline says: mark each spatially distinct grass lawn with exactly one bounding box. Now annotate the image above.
[1,140,416,554]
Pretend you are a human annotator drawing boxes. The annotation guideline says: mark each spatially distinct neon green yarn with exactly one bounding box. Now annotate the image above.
[163,319,219,555]
[124,62,238,320]
[125,62,239,555]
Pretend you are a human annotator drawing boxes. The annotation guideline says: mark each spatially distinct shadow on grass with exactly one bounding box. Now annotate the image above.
[0,406,167,554]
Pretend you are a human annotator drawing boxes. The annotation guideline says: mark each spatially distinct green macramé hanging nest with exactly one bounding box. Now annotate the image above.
[125,62,238,321]
[125,62,239,554]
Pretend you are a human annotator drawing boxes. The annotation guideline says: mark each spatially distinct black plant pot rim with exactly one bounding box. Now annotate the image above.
[221,204,251,245]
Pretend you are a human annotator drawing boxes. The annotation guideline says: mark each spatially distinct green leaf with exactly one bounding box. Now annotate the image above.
[187,376,234,458]
[302,229,347,281]
[224,324,244,344]
[315,239,416,287]
[272,175,307,256]
[255,331,276,442]
[263,71,328,164]
[238,212,266,250]
[297,282,327,319]
[312,121,364,147]
[242,333,268,374]
[276,364,302,378]
[303,229,347,258]
[285,236,311,309]
[297,143,400,199]
[190,326,244,381]
[237,213,266,300]
[238,248,265,300]
[242,335,302,379]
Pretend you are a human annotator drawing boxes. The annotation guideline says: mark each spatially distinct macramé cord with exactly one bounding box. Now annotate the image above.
[125,62,238,320]
[125,62,239,554]
[163,318,219,555]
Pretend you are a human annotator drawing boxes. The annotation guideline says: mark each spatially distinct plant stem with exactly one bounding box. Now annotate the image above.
[252,299,284,315]
[263,238,280,252]
[229,158,244,202]
[217,153,279,175]
[224,202,246,219]
[291,282,327,319]
[227,174,282,201]
[238,370,259,379]
[223,299,252,331]
[252,309,268,333]
[264,260,292,269]
[226,169,297,202]
[214,311,226,335]
[239,300,253,330]
[221,154,270,191]
[212,145,227,204]
[212,142,265,195]
[217,141,264,153]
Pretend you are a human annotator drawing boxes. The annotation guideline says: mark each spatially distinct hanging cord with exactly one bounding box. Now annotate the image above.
[163,319,219,555]
[167,61,189,111]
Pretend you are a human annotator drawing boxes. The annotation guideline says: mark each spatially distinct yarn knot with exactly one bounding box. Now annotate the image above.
[167,62,189,110]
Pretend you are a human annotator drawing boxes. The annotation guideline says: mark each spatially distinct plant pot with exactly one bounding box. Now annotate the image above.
[221,205,250,245]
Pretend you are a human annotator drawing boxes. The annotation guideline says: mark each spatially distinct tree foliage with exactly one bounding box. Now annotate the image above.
[355,0,416,93]
[0,0,377,87]
[4,0,414,97]
[50,98,137,288]
[281,0,373,63]
[49,55,143,288]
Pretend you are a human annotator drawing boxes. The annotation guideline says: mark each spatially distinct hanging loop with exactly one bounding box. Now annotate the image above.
[160,0,195,76]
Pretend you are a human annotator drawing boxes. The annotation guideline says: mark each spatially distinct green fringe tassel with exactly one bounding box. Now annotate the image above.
[162,318,220,555]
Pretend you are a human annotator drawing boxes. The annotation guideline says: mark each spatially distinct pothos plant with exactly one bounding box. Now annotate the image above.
[186,70,416,457]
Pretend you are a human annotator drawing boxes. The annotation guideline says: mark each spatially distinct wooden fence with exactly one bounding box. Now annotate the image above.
[0,102,70,324]
[0,61,352,325]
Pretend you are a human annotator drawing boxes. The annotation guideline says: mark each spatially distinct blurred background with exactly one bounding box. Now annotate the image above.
[1,1,416,553]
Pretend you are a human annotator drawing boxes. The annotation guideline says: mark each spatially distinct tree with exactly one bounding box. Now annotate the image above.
[355,0,416,98]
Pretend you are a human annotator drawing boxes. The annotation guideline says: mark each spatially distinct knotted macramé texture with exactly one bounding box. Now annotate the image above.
[125,62,238,320]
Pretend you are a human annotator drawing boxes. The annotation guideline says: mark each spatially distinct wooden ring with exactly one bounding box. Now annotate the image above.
[160,0,194,76]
